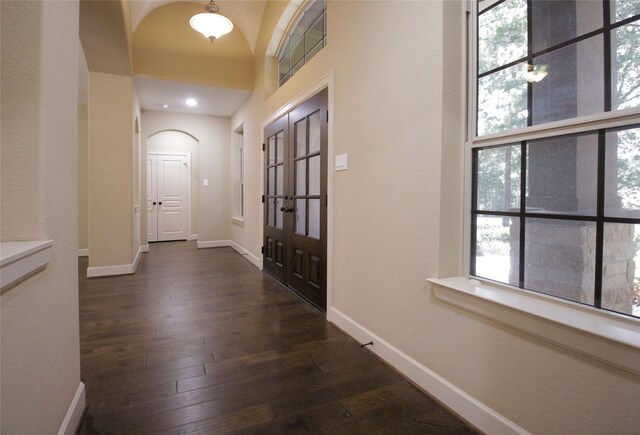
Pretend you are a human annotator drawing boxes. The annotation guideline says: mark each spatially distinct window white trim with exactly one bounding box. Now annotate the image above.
[428,277,640,376]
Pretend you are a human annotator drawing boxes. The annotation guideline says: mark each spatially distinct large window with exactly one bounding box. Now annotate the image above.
[471,0,640,318]
[278,0,327,87]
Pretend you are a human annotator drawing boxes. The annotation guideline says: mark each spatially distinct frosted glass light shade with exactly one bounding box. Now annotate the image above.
[190,12,233,41]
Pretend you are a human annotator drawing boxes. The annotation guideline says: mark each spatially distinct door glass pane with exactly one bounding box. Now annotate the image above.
[309,111,321,153]
[478,63,528,136]
[308,156,320,196]
[526,132,599,215]
[523,218,596,306]
[532,35,604,125]
[268,167,275,195]
[267,198,275,227]
[308,199,320,239]
[276,197,284,229]
[532,0,602,53]
[296,119,307,157]
[296,159,306,195]
[268,136,276,164]
[276,165,284,196]
[602,223,639,318]
[613,23,640,110]
[605,126,640,218]
[474,215,520,286]
[295,199,306,234]
[476,145,521,212]
[276,131,284,163]
[478,0,527,74]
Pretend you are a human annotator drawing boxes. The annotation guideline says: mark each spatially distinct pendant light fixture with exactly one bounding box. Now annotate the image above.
[189,0,233,42]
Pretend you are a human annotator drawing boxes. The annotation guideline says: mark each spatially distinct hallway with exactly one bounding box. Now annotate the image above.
[78,242,474,433]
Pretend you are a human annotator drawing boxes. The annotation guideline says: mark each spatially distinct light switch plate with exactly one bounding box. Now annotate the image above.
[203,179,209,186]
[335,154,348,171]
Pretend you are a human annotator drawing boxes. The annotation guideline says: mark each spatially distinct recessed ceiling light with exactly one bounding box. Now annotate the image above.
[184,98,199,107]
[161,104,169,109]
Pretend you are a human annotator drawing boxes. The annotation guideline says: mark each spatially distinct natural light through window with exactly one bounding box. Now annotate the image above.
[472,0,640,318]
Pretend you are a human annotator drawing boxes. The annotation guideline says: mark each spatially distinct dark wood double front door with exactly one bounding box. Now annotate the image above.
[263,89,328,312]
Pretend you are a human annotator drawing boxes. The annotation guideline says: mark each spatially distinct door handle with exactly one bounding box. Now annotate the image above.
[287,208,295,213]
[280,207,286,212]
[158,201,163,205]
[152,202,157,205]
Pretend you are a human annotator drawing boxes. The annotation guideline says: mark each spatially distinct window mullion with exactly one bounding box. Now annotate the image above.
[604,0,612,112]
[526,0,533,128]
[519,140,527,288]
[594,130,606,308]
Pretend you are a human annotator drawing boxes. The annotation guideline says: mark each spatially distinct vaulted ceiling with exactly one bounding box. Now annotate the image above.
[79,0,268,116]
[80,0,267,91]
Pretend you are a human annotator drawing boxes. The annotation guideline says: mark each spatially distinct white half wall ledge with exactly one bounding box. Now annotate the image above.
[327,307,528,435]
[77,248,89,257]
[197,240,262,270]
[0,240,54,289]
[58,382,85,435]
[428,277,640,376]
[86,246,144,278]
[141,244,150,253]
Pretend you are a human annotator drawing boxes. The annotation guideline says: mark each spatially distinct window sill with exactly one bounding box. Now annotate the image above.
[1,240,54,290]
[428,277,640,375]
[231,217,244,227]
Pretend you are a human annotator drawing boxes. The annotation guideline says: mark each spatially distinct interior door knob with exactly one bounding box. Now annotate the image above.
[280,207,286,212]
[158,201,163,205]
[153,202,157,205]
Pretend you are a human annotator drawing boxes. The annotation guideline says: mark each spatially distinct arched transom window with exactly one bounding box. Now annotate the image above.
[278,0,326,87]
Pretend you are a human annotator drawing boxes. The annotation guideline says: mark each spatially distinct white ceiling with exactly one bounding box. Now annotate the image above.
[134,77,251,117]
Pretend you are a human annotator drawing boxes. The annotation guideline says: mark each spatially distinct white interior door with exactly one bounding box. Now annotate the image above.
[147,154,189,242]
[156,154,188,241]
[147,156,157,242]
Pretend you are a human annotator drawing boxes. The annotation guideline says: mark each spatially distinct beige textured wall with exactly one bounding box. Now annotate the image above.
[78,103,89,250]
[230,1,640,433]
[88,72,134,267]
[141,110,231,244]
[0,0,82,432]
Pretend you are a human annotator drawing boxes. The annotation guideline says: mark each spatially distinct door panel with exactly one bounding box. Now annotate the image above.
[263,117,288,281]
[147,154,189,243]
[263,89,328,312]
[147,156,157,242]
[157,155,188,241]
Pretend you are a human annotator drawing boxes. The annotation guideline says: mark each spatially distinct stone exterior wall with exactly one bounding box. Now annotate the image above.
[509,219,635,314]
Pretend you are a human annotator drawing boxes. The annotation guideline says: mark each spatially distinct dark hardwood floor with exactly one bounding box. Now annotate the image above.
[79,241,475,434]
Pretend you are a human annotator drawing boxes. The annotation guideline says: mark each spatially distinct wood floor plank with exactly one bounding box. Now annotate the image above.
[78,242,476,434]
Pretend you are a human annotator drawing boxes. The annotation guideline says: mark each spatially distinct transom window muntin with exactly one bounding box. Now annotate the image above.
[278,0,327,87]
[476,0,640,137]
[470,0,640,319]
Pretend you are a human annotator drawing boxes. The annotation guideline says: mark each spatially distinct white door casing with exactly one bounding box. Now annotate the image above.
[147,153,191,242]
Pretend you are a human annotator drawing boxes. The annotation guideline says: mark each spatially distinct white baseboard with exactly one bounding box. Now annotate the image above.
[77,249,89,257]
[328,307,528,435]
[86,246,143,278]
[189,233,199,241]
[197,240,262,270]
[228,241,262,270]
[58,382,85,435]
[132,245,142,273]
[141,244,149,253]
[196,240,232,249]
